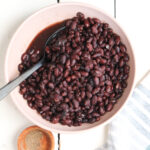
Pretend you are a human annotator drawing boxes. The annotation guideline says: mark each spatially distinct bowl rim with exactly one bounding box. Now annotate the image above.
[4,2,136,133]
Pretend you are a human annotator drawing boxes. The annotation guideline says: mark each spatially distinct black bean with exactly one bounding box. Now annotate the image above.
[119,58,125,67]
[84,99,91,107]
[120,45,126,52]
[51,117,60,124]
[77,12,85,19]
[71,21,77,30]
[109,38,114,47]
[93,70,103,77]
[81,71,89,77]
[73,99,79,108]
[115,36,120,45]
[106,85,113,93]
[92,87,100,95]
[92,95,97,105]
[92,112,100,117]
[21,53,29,62]
[100,58,107,64]
[48,82,54,89]
[60,54,67,64]
[84,19,90,28]
[86,43,93,51]
[64,69,70,78]
[106,103,113,111]
[94,77,99,86]
[99,107,105,115]
[89,118,96,123]
[92,25,98,34]
[86,91,92,99]
[42,106,50,111]
[71,59,76,66]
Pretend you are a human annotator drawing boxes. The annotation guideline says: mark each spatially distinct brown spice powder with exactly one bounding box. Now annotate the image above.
[25,130,43,150]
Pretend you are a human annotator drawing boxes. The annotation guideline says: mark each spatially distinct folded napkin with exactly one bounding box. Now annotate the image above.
[101,73,150,150]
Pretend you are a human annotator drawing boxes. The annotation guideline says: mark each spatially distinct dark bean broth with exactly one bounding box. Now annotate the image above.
[28,21,65,51]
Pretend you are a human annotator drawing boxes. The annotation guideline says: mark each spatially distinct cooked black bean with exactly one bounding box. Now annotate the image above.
[84,19,90,28]
[18,12,130,126]
[99,107,105,115]
[106,103,113,111]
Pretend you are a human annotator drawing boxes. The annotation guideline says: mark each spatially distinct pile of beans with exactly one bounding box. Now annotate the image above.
[18,12,130,126]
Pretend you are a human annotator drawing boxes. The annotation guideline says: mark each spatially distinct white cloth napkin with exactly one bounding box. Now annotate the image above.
[101,73,150,150]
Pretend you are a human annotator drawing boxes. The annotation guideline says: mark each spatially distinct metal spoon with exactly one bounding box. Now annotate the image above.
[0,26,65,101]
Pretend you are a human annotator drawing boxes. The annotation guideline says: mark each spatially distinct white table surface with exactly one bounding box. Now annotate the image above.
[0,0,150,150]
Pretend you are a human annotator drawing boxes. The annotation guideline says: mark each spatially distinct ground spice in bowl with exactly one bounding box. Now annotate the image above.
[18,126,54,150]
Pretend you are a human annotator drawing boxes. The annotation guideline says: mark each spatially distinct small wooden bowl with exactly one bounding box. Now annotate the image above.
[18,126,55,150]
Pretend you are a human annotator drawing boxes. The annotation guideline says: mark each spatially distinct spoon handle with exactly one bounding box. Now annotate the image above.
[0,61,43,101]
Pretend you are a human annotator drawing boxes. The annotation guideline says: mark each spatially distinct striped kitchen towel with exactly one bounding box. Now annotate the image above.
[101,73,150,150]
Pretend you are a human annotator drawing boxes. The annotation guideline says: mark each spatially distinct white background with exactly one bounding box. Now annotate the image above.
[0,0,150,150]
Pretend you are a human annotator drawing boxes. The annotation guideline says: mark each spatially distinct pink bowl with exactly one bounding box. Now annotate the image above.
[4,2,136,133]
